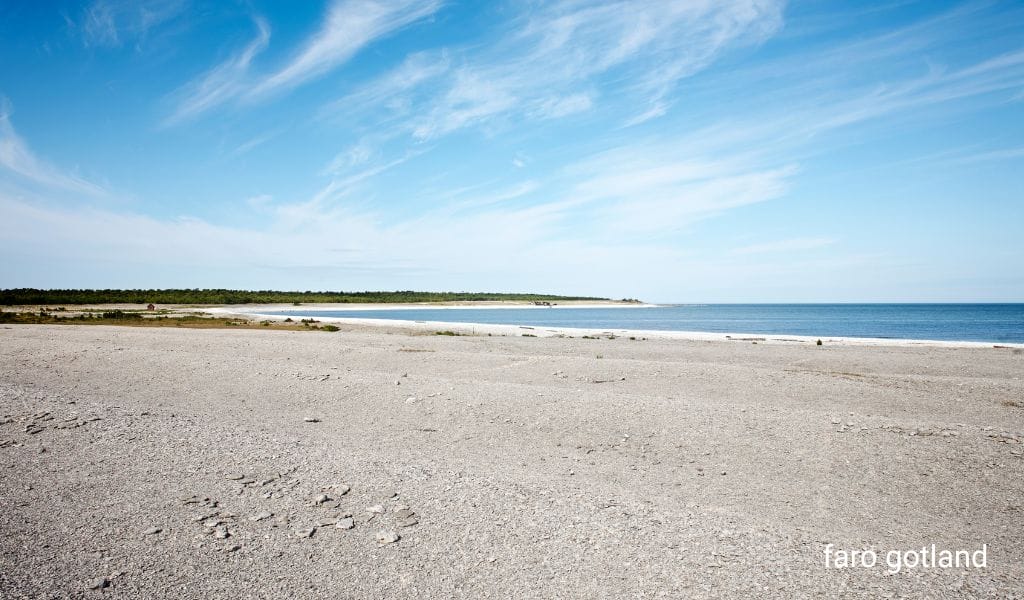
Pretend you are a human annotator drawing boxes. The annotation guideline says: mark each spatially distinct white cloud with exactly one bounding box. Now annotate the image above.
[167,1,442,123]
[165,17,271,124]
[249,0,442,100]
[336,0,784,141]
[533,93,594,119]
[79,0,186,48]
[731,237,836,256]
[0,101,105,196]
[321,140,376,176]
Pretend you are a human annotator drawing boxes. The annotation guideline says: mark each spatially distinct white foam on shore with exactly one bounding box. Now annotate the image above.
[209,305,1024,349]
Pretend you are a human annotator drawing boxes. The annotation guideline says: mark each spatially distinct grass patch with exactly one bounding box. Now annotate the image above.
[434,330,462,336]
[0,310,314,331]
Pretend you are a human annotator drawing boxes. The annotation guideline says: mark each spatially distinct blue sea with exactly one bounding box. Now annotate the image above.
[269,304,1024,343]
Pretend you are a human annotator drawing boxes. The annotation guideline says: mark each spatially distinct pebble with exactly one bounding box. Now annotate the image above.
[250,512,273,522]
[314,493,329,505]
[88,577,109,590]
[315,518,338,527]
[376,530,400,545]
[303,417,321,423]
[333,484,351,495]
[366,504,385,514]
[295,527,316,538]
[226,544,241,553]
[393,508,415,520]
[143,527,162,535]
[225,474,245,480]
[213,526,231,539]
[397,517,419,528]
[336,517,355,530]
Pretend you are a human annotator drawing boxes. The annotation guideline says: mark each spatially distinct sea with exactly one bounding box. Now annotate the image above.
[268,304,1024,344]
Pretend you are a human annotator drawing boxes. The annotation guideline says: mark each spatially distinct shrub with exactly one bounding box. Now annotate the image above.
[321,325,340,332]
[102,310,142,320]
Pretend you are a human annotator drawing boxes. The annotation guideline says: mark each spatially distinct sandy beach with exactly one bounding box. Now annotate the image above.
[1,323,1022,598]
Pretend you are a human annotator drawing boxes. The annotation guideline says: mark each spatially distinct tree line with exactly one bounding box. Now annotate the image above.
[0,289,608,305]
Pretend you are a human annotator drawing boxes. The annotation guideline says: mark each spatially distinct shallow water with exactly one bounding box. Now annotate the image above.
[268,304,1024,343]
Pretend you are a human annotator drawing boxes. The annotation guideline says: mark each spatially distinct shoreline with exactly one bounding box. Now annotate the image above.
[210,305,1024,349]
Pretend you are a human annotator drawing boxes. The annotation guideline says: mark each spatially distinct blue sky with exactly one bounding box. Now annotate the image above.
[0,0,1022,302]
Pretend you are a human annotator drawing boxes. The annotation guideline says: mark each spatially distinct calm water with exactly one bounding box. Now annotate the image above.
[268,304,1024,343]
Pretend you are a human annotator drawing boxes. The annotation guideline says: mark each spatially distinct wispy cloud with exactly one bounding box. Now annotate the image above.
[225,127,281,159]
[79,0,187,48]
[0,100,104,196]
[248,0,443,100]
[326,0,785,140]
[944,146,1024,165]
[167,1,442,123]
[731,237,836,256]
[165,17,271,125]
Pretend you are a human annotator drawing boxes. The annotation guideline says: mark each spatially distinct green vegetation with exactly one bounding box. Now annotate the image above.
[434,330,461,336]
[101,310,143,320]
[0,288,608,306]
[0,310,298,330]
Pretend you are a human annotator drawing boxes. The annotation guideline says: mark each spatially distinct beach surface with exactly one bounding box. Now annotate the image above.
[1,323,1022,598]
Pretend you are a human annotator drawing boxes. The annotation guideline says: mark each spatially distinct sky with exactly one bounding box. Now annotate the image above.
[0,0,1022,302]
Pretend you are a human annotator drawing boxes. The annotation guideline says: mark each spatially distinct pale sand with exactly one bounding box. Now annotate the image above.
[1,324,1022,598]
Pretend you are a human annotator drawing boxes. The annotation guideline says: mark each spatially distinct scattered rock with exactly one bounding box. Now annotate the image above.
[226,544,241,553]
[225,474,245,481]
[213,526,230,539]
[315,517,338,527]
[142,527,162,535]
[393,508,415,520]
[250,511,273,522]
[314,493,330,505]
[295,527,316,538]
[366,504,385,514]
[303,417,321,423]
[336,517,355,530]
[88,577,109,591]
[332,484,351,495]
[397,517,419,528]
[376,530,400,545]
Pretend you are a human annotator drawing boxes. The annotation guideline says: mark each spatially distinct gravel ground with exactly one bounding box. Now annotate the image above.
[1,324,1022,598]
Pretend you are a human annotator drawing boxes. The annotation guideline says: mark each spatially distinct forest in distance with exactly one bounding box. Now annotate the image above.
[0,289,617,306]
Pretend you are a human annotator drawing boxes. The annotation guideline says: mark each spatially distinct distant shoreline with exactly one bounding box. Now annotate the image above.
[214,304,1024,349]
